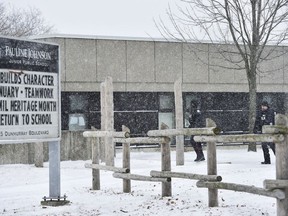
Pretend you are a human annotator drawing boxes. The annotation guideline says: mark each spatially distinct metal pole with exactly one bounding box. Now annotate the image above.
[49,140,61,198]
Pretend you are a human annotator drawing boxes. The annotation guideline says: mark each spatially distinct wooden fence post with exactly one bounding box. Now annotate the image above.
[105,77,114,166]
[275,114,288,216]
[92,137,100,190]
[100,82,106,162]
[206,118,218,207]
[122,125,131,193]
[174,77,184,166]
[161,123,172,197]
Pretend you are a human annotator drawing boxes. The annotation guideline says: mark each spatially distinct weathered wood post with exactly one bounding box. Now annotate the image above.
[206,118,218,207]
[34,142,44,167]
[275,114,288,216]
[174,77,184,166]
[91,137,100,190]
[122,125,131,193]
[161,123,172,197]
[100,82,106,162]
[104,77,114,166]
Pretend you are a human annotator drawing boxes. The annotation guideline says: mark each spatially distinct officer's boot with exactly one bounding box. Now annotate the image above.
[261,153,271,164]
[196,150,205,162]
[261,144,271,164]
[193,149,200,162]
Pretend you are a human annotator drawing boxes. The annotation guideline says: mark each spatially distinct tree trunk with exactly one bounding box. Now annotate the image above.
[247,69,257,152]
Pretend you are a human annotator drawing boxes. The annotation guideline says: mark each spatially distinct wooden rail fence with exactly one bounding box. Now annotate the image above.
[83,114,288,216]
[83,122,221,197]
[83,77,288,216]
[193,114,288,216]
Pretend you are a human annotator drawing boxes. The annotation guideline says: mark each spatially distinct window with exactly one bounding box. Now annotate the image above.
[158,112,174,129]
[159,93,174,130]
[69,94,88,113]
[159,94,174,111]
[68,114,87,131]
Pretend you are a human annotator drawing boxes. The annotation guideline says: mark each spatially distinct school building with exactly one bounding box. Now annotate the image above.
[34,34,288,138]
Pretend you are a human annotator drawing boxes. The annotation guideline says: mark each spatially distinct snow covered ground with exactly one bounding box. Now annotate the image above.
[0,147,277,216]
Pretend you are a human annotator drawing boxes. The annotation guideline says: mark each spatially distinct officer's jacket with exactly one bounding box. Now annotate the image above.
[254,108,275,133]
[189,110,203,128]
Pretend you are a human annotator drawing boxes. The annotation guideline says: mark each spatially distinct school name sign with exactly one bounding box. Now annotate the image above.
[0,37,60,143]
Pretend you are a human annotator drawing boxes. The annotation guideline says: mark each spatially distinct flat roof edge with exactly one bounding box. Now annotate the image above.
[30,34,288,46]
[30,34,177,42]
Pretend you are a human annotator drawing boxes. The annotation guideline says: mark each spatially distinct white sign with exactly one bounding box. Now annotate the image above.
[0,37,60,144]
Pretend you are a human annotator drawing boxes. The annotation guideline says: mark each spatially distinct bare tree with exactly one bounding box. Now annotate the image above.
[0,3,54,37]
[157,0,288,151]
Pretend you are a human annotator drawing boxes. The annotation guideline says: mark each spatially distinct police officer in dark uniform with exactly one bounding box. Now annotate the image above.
[189,100,205,162]
[254,101,276,164]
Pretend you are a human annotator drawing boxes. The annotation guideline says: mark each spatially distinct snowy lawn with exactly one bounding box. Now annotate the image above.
[0,147,276,216]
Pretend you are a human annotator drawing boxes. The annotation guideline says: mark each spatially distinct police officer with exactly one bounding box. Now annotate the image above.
[189,100,205,162]
[254,101,276,164]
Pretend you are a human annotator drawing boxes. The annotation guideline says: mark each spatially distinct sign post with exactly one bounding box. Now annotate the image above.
[0,36,67,205]
[49,141,61,198]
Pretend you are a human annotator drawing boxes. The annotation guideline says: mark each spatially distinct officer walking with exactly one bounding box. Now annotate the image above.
[189,100,205,162]
[254,101,276,164]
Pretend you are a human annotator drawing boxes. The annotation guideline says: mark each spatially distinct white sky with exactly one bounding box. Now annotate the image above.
[2,0,175,38]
